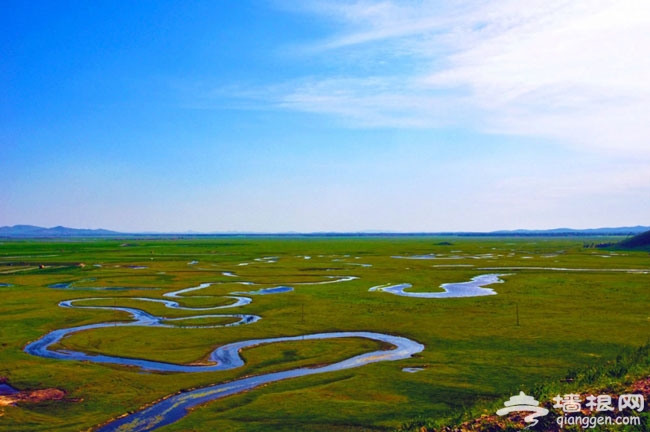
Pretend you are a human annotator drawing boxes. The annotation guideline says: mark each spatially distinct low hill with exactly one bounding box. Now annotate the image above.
[616,229,650,249]
[1,225,649,239]
[0,225,120,238]
[490,225,650,236]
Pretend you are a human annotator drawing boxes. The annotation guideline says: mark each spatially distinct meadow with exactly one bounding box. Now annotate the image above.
[0,236,648,431]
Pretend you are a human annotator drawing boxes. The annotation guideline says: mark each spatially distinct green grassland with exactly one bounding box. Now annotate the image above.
[0,237,648,431]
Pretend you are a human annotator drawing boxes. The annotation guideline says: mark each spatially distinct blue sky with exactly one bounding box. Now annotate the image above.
[2,0,649,232]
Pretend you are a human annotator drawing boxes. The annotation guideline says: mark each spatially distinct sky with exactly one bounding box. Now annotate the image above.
[2,0,649,233]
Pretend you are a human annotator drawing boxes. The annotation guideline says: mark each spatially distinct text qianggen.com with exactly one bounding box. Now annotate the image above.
[556,414,641,429]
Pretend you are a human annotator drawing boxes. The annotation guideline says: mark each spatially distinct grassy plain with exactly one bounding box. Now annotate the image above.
[0,237,648,431]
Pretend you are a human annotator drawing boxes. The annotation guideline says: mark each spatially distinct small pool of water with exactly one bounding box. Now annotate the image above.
[49,282,73,289]
[234,286,294,295]
[392,254,437,260]
[402,367,425,373]
[0,383,19,396]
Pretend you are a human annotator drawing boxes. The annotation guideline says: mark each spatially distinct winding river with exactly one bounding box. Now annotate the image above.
[94,332,422,432]
[25,276,425,431]
[369,273,508,298]
[25,272,507,431]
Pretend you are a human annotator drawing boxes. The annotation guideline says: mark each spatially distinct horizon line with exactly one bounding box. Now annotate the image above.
[1,224,648,238]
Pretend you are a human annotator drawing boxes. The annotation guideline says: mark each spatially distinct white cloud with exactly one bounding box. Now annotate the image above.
[278,76,462,128]
[279,0,650,155]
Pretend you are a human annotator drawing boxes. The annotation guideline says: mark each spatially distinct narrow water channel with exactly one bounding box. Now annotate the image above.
[25,273,501,431]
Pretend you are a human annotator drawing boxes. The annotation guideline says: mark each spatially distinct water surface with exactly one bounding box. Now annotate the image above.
[369,274,507,298]
[95,332,423,432]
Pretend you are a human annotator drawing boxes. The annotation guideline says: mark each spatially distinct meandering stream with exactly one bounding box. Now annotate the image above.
[24,272,503,431]
[369,273,508,298]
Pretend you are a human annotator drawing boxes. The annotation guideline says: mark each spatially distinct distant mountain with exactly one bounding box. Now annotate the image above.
[1,225,648,238]
[489,226,650,236]
[0,225,120,238]
[616,230,650,249]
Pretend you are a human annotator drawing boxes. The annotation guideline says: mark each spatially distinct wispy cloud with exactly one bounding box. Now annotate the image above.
[276,0,650,154]
[278,76,464,128]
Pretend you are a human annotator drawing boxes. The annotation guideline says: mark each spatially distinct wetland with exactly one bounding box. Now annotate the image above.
[1,237,649,431]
